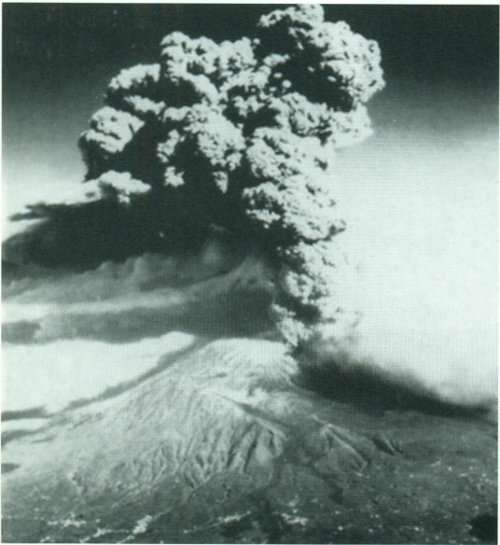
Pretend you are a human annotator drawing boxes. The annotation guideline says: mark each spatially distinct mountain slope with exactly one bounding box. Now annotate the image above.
[2,249,497,544]
[2,335,497,544]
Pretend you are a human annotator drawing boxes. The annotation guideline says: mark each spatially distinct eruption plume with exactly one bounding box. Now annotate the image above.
[3,5,495,408]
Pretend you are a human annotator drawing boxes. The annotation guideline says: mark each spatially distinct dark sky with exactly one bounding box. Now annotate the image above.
[2,4,498,221]
[3,4,498,85]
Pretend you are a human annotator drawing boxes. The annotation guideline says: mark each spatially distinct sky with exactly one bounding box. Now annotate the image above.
[3,4,498,214]
[2,4,498,405]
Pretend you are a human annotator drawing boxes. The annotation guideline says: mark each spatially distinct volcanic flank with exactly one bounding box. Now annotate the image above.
[2,5,497,544]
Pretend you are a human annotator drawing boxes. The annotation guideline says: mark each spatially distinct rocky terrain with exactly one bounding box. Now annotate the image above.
[2,252,497,544]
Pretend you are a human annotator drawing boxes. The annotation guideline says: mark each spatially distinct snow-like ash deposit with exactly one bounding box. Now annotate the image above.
[3,4,496,415]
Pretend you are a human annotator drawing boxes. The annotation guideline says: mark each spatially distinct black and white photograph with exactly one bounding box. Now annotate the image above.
[1,3,498,543]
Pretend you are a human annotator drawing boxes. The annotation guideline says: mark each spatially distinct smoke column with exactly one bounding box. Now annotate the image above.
[2,5,497,409]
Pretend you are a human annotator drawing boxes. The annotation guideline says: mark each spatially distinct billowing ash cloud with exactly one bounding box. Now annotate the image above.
[5,5,385,348]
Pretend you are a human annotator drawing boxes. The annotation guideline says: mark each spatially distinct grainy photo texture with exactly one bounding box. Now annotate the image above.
[2,4,498,544]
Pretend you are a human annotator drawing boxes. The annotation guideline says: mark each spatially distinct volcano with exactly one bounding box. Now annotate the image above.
[2,249,497,544]
[2,4,497,543]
